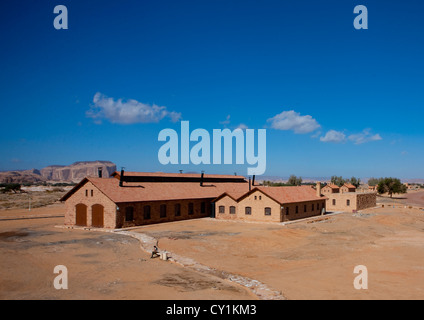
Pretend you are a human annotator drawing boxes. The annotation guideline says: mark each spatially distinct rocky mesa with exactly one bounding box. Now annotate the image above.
[0,161,117,184]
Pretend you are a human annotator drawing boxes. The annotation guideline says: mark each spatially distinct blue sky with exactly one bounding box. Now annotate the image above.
[1,0,423,179]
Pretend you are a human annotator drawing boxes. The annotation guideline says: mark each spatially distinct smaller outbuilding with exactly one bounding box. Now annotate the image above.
[214,184,328,223]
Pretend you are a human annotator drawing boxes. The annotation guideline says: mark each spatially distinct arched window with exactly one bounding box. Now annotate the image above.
[175,204,181,217]
[188,203,194,215]
[230,206,236,214]
[144,206,151,220]
[264,207,271,216]
[219,206,225,214]
[160,204,167,218]
[245,207,252,215]
[125,207,134,222]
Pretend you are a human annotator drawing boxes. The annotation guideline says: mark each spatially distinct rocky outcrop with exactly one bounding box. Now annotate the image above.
[0,169,45,184]
[0,161,117,184]
[40,161,116,182]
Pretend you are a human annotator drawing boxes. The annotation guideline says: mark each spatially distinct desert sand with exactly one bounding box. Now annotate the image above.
[0,205,255,300]
[1,192,424,300]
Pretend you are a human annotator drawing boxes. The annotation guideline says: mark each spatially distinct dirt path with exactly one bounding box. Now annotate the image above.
[403,191,424,207]
[115,229,285,300]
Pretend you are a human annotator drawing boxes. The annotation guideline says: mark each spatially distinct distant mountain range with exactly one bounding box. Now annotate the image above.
[256,176,424,184]
[0,161,116,184]
[1,164,422,185]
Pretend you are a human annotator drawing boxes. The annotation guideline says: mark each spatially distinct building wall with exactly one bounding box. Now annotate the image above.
[322,186,339,194]
[64,181,117,229]
[215,190,326,223]
[340,186,356,193]
[356,193,377,211]
[325,192,376,212]
[65,183,213,228]
[281,199,326,222]
[215,190,281,223]
[116,199,212,228]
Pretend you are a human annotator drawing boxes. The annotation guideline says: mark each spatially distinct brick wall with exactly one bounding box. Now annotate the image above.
[64,181,117,229]
[215,189,326,223]
[116,199,212,228]
[325,192,376,212]
[356,193,377,210]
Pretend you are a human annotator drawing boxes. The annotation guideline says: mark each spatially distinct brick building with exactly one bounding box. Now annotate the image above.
[214,184,327,223]
[323,182,377,212]
[321,184,340,194]
[61,171,249,229]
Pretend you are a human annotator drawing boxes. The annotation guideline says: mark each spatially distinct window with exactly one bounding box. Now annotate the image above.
[317,203,320,211]
[91,190,94,197]
[304,205,307,212]
[296,206,299,214]
[245,207,252,215]
[175,204,181,217]
[85,190,88,197]
[143,206,151,220]
[254,196,257,200]
[188,203,194,215]
[312,204,315,211]
[125,207,134,222]
[347,199,350,206]
[285,207,289,215]
[201,202,206,214]
[230,206,236,214]
[259,196,262,200]
[332,199,336,206]
[264,207,271,216]
[219,206,225,214]
[160,204,167,218]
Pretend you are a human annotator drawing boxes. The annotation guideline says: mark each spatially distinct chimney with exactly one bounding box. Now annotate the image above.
[249,177,252,191]
[200,171,204,187]
[98,167,103,178]
[252,175,256,187]
[316,181,322,197]
[119,168,125,187]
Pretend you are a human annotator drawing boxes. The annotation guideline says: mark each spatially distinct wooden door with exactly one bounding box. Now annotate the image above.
[91,204,104,228]
[75,204,87,226]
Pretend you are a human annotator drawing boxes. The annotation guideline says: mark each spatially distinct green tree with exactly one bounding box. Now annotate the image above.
[331,176,346,187]
[368,177,380,187]
[377,178,407,198]
[288,175,302,186]
[0,183,21,193]
[349,177,361,188]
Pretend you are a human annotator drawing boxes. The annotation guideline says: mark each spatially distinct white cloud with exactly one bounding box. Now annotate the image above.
[235,123,248,130]
[86,92,182,124]
[320,130,346,143]
[267,110,321,134]
[348,129,382,145]
[220,115,231,125]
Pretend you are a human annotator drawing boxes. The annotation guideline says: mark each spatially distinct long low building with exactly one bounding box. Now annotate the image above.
[60,171,250,229]
[61,172,332,228]
[213,185,328,223]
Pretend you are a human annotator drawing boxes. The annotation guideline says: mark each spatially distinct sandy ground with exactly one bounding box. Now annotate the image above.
[0,205,255,300]
[132,194,424,300]
[1,191,424,300]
